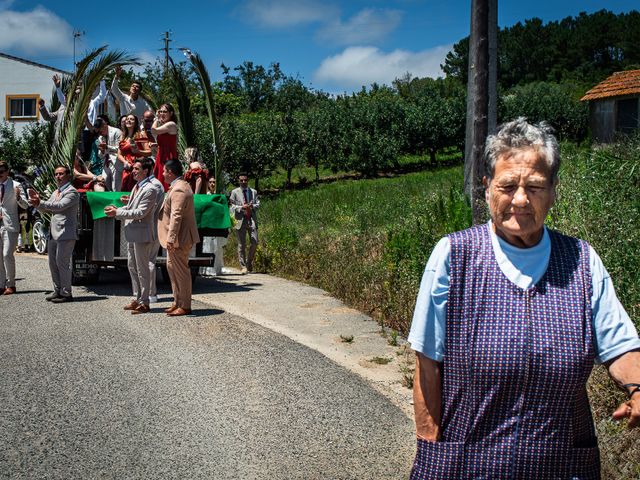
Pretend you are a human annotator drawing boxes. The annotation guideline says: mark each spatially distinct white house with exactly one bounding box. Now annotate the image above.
[0,52,70,136]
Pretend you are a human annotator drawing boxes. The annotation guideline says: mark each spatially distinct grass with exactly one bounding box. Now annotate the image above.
[226,164,470,333]
[550,138,640,478]
[370,356,392,365]
[257,150,463,191]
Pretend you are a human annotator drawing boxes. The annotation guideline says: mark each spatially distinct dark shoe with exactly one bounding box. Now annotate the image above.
[123,300,140,311]
[3,287,16,295]
[164,304,178,313]
[45,291,61,301]
[51,295,73,303]
[131,304,150,315]
[167,307,192,317]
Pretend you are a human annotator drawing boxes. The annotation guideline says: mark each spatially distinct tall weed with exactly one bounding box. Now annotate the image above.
[552,138,640,478]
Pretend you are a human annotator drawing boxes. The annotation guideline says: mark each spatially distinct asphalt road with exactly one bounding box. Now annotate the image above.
[1,255,415,479]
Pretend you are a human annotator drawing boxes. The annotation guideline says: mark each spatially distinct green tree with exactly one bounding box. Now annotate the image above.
[222,113,281,189]
[499,81,588,141]
[301,101,349,180]
[221,61,284,113]
[0,123,24,172]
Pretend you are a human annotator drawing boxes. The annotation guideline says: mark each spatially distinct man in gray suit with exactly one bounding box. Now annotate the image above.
[28,165,80,303]
[122,168,164,304]
[147,173,165,303]
[0,161,28,295]
[105,158,159,314]
[229,173,260,273]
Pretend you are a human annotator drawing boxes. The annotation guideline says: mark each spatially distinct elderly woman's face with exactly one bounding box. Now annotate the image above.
[485,148,556,248]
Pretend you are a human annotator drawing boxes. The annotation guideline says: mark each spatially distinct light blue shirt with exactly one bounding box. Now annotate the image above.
[408,223,640,364]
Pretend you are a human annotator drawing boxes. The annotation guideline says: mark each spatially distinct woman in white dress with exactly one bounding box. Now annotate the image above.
[200,176,228,276]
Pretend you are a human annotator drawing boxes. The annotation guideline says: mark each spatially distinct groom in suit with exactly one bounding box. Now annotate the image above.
[158,160,199,316]
[229,173,259,274]
[105,158,159,314]
[0,161,29,294]
[28,165,80,303]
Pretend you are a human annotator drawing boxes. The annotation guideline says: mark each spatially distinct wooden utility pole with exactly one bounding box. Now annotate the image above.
[161,31,173,74]
[464,0,497,224]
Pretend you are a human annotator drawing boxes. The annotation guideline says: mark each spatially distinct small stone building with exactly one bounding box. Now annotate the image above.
[581,69,640,143]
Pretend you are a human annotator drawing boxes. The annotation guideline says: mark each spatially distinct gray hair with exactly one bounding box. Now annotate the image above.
[484,117,560,182]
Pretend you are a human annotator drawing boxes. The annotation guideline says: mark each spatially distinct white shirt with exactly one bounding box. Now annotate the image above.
[111,78,151,121]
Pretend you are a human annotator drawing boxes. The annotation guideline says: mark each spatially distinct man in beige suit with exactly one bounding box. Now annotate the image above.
[105,158,159,314]
[158,160,199,316]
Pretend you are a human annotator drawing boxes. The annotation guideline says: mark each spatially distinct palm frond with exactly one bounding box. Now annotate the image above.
[182,49,224,193]
[169,57,197,160]
[36,48,141,194]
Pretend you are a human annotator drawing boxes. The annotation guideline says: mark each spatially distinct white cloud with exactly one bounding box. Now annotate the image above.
[0,6,73,56]
[314,45,452,90]
[241,0,338,28]
[128,50,159,75]
[317,8,403,46]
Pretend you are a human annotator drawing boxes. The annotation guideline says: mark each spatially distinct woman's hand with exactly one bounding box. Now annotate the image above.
[612,396,640,429]
[607,351,640,429]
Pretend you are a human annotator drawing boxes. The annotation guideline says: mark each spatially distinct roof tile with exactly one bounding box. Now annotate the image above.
[580,70,640,101]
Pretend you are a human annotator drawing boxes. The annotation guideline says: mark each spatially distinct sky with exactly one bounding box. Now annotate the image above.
[1,0,638,94]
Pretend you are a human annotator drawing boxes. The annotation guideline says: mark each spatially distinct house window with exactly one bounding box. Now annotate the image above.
[6,95,39,121]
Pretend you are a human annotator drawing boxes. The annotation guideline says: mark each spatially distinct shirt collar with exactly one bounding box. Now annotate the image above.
[170,176,182,187]
[137,176,151,188]
[58,181,71,193]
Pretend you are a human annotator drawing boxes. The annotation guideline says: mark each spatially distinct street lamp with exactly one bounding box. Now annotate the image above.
[73,30,85,72]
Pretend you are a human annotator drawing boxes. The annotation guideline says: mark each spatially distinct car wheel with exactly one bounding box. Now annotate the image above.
[32,219,48,255]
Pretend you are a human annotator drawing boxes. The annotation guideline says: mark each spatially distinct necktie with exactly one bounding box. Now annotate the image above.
[243,189,251,219]
[0,183,4,203]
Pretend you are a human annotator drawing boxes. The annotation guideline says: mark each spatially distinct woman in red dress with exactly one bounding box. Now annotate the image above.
[151,103,178,191]
[117,114,149,191]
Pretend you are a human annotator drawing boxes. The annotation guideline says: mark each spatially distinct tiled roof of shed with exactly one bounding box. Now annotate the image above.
[581,69,640,101]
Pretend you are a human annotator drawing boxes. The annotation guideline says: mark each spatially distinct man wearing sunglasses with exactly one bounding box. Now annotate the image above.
[0,161,28,295]
[28,166,79,303]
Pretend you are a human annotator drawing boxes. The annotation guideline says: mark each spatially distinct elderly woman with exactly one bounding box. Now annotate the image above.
[408,118,640,479]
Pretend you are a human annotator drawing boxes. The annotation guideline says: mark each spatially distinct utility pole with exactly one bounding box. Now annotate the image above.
[73,30,85,73]
[463,0,497,224]
[160,31,173,74]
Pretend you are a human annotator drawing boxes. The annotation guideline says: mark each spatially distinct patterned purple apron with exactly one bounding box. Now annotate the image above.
[411,224,600,479]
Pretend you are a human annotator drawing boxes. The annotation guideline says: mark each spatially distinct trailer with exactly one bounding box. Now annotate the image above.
[72,191,230,284]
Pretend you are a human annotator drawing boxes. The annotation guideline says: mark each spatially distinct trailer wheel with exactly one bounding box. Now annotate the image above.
[32,219,48,255]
